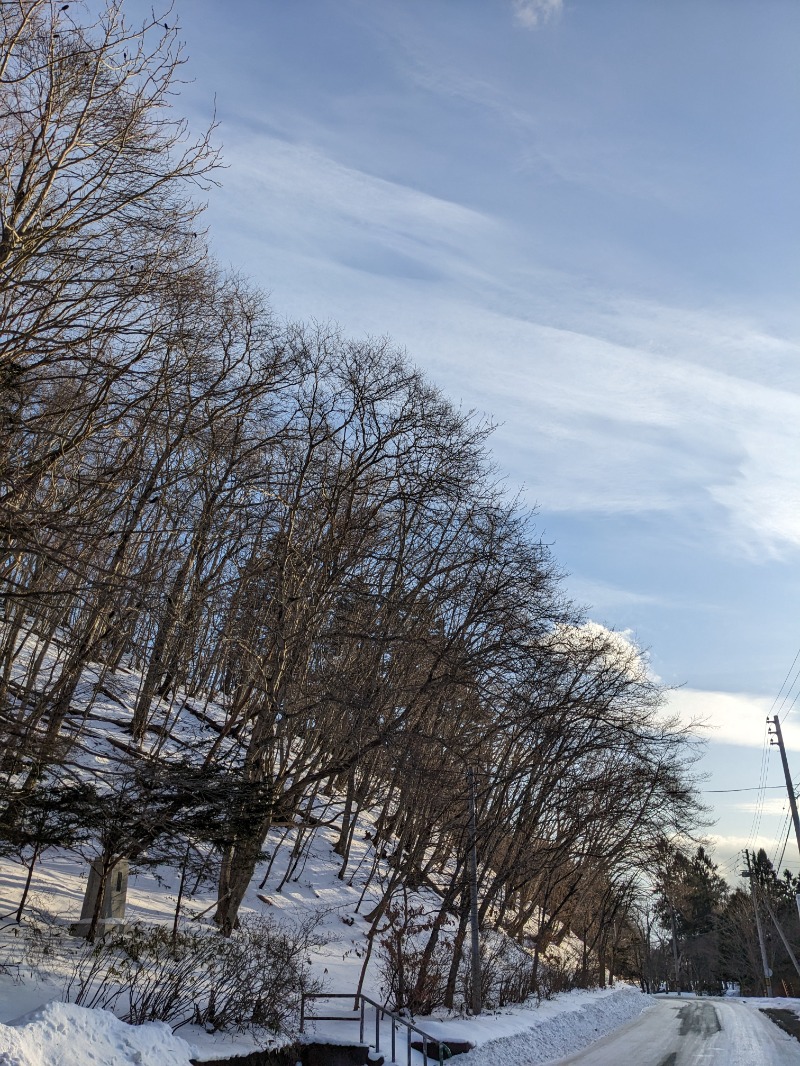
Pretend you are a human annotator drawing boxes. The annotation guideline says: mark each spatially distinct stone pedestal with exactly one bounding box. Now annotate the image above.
[71,858,129,937]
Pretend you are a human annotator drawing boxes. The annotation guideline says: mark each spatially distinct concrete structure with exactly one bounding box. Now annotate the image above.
[71,858,129,937]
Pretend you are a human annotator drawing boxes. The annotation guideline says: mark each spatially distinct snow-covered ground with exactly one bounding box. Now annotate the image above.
[303,985,653,1066]
[5,989,800,1066]
[0,1001,196,1066]
[548,996,800,1065]
[0,984,652,1066]
[0,829,652,1065]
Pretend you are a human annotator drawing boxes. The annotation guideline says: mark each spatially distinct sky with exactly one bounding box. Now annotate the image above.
[126,0,800,884]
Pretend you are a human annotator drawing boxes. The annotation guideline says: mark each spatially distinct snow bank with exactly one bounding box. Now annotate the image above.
[450,986,653,1066]
[0,1001,195,1066]
[0,987,652,1066]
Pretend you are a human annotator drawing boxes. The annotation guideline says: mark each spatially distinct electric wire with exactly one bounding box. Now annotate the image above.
[779,688,800,724]
[718,853,744,878]
[770,806,790,868]
[774,775,800,877]
[775,818,792,875]
[710,644,800,882]
[703,785,785,793]
[719,841,750,880]
[741,644,800,863]
[768,644,800,722]
[742,720,772,857]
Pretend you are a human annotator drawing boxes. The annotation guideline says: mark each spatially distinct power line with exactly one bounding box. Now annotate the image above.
[770,803,790,867]
[743,721,771,856]
[743,649,800,857]
[703,785,785,794]
[769,644,800,721]
[779,688,800,724]
[711,646,800,879]
[739,647,800,873]
[775,818,792,874]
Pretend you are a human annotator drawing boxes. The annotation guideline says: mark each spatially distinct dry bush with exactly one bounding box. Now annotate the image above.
[65,915,322,1035]
[0,901,70,983]
[460,933,539,1009]
[537,952,577,1000]
[378,900,451,1016]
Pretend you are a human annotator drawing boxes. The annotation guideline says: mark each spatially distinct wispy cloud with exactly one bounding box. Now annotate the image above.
[512,0,563,30]
[209,129,800,558]
[415,301,800,556]
[222,133,491,250]
[668,688,800,750]
[567,577,671,612]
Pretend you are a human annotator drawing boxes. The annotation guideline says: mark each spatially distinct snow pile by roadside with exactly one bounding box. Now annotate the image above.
[0,986,651,1066]
[449,986,653,1066]
[0,1001,195,1066]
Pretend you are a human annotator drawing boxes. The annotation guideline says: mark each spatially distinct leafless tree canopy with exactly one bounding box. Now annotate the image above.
[0,0,704,998]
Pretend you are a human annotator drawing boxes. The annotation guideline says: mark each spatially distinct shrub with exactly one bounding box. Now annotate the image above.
[64,915,322,1035]
[377,900,451,1016]
[0,902,68,983]
[538,951,577,999]
[460,932,538,1009]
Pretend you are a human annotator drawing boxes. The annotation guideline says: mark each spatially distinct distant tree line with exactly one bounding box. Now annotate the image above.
[616,845,800,998]
[0,0,704,1005]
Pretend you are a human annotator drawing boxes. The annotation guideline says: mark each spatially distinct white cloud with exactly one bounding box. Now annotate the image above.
[733,796,788,816]
[668,688,800,751]
[709,422,800,558]
[549,621,654,684]
[408,299,800,555]
[706,833,794,881]
[512,0,563,29]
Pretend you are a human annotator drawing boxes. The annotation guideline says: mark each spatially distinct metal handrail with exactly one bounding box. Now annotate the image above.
[300,990,447,1066]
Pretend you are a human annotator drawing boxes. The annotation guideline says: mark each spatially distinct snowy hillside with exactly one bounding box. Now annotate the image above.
[0,634,655,1063]
[0,819,654,1064]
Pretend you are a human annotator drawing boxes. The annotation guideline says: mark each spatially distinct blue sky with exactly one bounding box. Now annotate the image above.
[130,0,800,880]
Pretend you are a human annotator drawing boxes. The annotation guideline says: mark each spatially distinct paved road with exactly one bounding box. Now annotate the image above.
[549,997,800,1065]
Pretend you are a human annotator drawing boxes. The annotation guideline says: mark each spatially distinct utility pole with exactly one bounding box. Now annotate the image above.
[667,896,681,994]
[763,894,800,981]
[768,715,800,923]
[744,850,773,998]
[654,849,681,994]
[467,766,481,1015]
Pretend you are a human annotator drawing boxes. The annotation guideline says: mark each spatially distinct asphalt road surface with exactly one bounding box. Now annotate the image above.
[550,997,800,1065]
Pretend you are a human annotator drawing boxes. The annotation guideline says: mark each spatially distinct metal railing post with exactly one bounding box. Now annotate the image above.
[300,991,443,1065]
